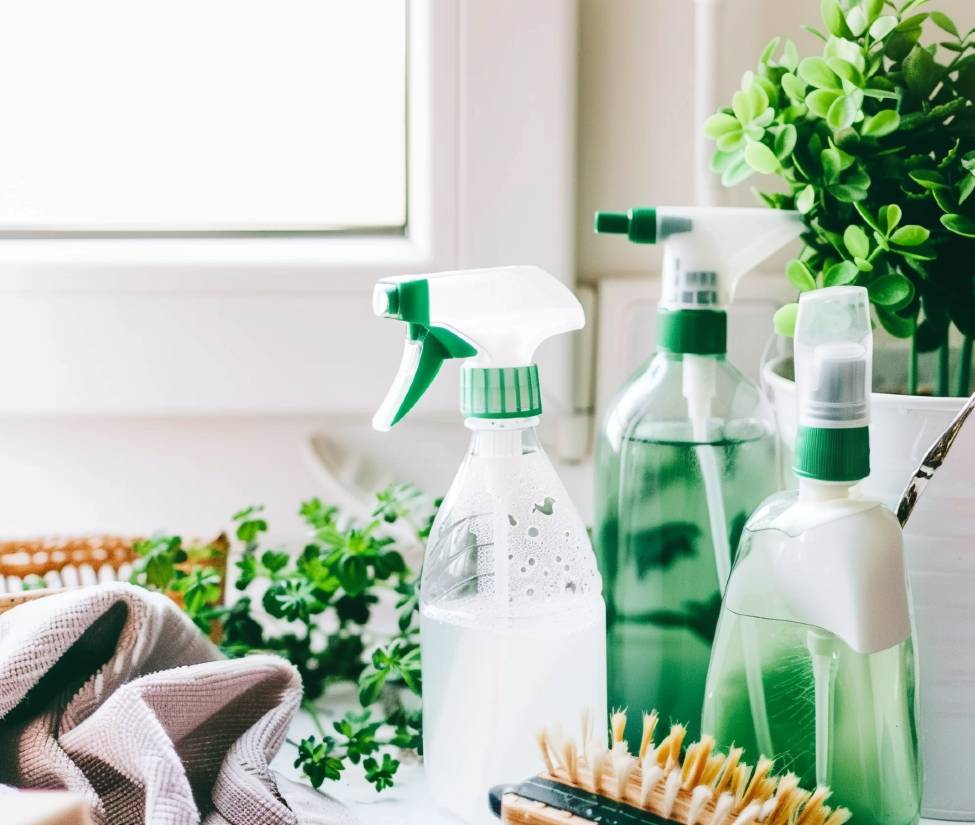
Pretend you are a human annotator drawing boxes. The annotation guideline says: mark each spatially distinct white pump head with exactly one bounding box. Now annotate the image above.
[371,265,584,430]
[595,206,804,310]
[795,286,872,429]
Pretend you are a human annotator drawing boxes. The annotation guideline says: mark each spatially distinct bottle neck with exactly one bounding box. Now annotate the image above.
[466,416,540,458]
[798,476,855,503]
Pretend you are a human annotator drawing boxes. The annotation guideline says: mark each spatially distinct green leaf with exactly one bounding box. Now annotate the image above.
[773,303,800,337]
[854,201,882,233]
[903,44,941,98]
[846,6,868,37]
[796,184,816,214]
[959,174,975,205]
[930,11,959,38]
[890,224,931,246]
[760,37,780,66]
[799,56,842,90]
[704,113,740,138]
[827,93,861,130]
[782,72,807,102]
[956,65,975,102]
[827,57,864,87]
[875,307,917,338]
[942,213,975,237]
[821,0,852,38]
[721,156,753,187]
[881,204,903,234]
[807,88,842,118]
[861,109,900,137]
[821,147,843,183]
[868,274,914,307]
[744,141,779,174]
[863,84,900,100]
[786,259,817,292]
[869,15,898,40]
[886,29,922,62]
[824,260,860,286]
[844,224,870,258]
[909,169,946,189]
[774,124,797,159]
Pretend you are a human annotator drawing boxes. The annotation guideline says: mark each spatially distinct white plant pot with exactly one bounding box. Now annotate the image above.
[764,355,975,821]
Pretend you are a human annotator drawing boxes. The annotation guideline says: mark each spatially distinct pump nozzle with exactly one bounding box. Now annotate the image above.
[372,265,584,431]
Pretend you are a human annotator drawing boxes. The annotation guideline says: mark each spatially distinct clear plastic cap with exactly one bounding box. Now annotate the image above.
[794,286,872,429]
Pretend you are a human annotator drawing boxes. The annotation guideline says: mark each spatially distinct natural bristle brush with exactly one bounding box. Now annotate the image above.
[488,709,851,825]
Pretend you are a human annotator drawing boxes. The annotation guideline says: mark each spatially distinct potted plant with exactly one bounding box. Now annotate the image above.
[706,1,975,819]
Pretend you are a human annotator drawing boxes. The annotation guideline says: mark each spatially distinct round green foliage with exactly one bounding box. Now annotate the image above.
[707,0,975,394]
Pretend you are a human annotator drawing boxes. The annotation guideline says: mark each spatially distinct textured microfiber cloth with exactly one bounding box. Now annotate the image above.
[0,583,355,825]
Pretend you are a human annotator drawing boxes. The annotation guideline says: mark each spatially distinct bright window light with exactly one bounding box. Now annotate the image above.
[0,1,407,233]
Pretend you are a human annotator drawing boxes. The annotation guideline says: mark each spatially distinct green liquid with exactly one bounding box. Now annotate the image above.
[703,611,921,824]
[594,424,776,744]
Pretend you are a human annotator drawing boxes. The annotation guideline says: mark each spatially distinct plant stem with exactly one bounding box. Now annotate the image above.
[937,331,950,398]
[302,700,327,737]
[909,336,919,396]
[956,335,973,397]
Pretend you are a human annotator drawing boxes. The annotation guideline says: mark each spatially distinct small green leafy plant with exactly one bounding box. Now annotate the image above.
[132,483,437,793]
[706,0,975,395]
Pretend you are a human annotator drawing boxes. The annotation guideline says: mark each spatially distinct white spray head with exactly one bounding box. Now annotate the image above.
[371,265,584,431]
[595,206,804,309]
[795,286,872,429]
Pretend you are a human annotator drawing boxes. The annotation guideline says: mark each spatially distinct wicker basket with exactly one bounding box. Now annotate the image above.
[0,535,229,633]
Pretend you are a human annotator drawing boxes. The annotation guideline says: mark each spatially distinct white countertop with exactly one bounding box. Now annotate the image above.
[273,711,953,825]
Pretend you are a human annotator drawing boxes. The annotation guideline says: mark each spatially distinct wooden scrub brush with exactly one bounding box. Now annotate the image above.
[489,709,851,825]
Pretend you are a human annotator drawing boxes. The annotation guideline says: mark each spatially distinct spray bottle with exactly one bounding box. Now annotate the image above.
[372,265,607,823]
[592,206,803,743]
[702,286,921,824]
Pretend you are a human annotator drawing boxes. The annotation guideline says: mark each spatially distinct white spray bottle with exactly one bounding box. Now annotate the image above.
[373,265,606,823]
[702,287,921,824]
[592,206,803,744]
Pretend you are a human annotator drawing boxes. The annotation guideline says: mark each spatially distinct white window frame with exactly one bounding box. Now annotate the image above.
[0,0,579,414]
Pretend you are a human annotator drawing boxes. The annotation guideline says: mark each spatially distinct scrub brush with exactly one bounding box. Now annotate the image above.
[488,709,851,825]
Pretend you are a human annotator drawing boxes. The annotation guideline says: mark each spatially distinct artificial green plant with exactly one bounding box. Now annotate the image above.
[706,0,975,395]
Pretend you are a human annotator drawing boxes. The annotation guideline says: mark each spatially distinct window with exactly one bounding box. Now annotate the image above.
[0,0,406,234]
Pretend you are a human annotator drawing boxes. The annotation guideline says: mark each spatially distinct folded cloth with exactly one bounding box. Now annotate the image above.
[0,583,349,825]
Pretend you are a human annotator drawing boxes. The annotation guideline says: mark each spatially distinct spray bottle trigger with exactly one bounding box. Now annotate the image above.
[372,326,477,431]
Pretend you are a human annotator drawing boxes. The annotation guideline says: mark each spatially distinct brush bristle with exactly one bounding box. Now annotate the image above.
[534,709,851,825]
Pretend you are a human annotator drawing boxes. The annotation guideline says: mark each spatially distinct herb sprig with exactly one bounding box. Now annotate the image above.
[131,483,436,792]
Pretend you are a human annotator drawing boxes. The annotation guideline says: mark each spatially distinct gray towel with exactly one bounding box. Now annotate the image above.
[0,583,351,825]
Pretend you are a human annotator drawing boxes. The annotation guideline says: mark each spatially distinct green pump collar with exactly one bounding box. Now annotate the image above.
[794,425,870,482]
[657,308,727,355]
[461,365,541,419]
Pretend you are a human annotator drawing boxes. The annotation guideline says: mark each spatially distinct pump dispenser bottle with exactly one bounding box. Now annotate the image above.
[592,206,802,743]
[702,287,921,824]
[372,265,606,823]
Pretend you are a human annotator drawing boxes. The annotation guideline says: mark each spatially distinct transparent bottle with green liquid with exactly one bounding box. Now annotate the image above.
[592,206,803,744]
[702,286,921,824]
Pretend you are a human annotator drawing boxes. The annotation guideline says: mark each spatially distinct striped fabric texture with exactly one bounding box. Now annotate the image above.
[0,583,348,825]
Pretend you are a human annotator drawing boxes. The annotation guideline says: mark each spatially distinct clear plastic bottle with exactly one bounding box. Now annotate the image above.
[421,418,606,823]
[594,350,776,743]
[702,489,921,824]
[702,287,921,824]
[592,205,801,744]
[370,265,607,823]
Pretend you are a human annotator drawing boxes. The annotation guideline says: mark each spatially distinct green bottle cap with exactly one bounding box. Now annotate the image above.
[461,366,542,419]
[657,308,727,355]
[793,425,870,482]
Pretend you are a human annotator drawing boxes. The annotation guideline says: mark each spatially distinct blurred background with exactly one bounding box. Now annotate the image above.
[0,0,967,544]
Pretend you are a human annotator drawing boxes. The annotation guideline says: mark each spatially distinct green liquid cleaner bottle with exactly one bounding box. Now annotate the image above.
[592,206,803,744]
[702,286,921,824]
[371,265,606,824]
